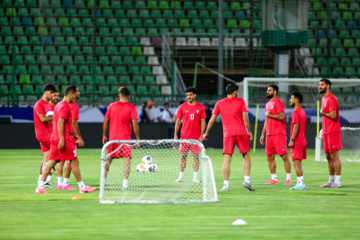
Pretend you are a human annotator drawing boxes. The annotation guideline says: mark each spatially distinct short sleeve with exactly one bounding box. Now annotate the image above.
[292,111,300,125]
[212,102,220,116]
[35,102,46,116]
[59,104,70,119]
[200,106,206,119]
[276,100,285,113]
[104,104,112,119]
[131,106,138,120]
[241,99,248,112]
[71,103,79,120]
[328,97,337,112]
[176,105,183,119]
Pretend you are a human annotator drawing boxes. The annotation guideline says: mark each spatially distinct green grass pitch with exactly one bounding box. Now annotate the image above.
[0,149,360,239]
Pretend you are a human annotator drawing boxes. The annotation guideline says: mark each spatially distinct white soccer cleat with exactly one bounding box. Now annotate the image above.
[175,177,184,182]
[193,177,200,183]
[121,186,131,191]
[220,186,229,191]
[44,181,55,188]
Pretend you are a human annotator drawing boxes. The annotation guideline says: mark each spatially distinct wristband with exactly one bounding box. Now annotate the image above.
[290,138,294,141]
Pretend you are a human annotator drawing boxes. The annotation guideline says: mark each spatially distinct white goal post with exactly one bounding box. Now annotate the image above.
[315,127,360,162]
[100,139,218,204]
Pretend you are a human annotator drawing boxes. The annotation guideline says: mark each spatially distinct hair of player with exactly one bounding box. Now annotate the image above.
[43,84,57,92]
[292,92,303,104]
[268,84,279,94]
[225,84,238,95]
[118,86,130,97]
[186,87,197,94]
[320,78,331,88]
[164,102,169,106]
[64,85,77,96]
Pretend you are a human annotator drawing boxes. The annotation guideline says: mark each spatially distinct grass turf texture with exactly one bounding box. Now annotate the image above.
[0,149,359,239]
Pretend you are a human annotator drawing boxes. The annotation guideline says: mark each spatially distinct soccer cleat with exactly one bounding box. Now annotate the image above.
[193,177,200,183]
[62,184,78,190]
[57,185,63,190]
[51,167,57,175]
[265,179,279,184]
[121,186,131,191]
[79,185,97,193]
[175,177,184,182]
[35,188,48,194]
[284,180,292,185]
[319,182,332,188]
[220,186,229,191]
[290,185,306,190]
[329,182,341,188]
[44,181,55,188]
[243,181,255,191]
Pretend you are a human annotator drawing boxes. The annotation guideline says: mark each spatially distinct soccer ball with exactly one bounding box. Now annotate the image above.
[142,155,152,165]
[45,111,54,117]
[151,163,158,172]
[136,163,153,173]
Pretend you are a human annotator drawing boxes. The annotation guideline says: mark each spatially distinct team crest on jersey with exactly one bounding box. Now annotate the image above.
[196,110,199,114]
[271,106,274,109]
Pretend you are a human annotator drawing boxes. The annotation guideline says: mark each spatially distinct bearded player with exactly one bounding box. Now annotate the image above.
[103,86,140,190]
[49,90,59,176]
[34,84,57,187]
[174,87,206,183]
[288,93,307,190]
[35,85,97,194]
[319,79,342,188]
[203,84,255,192]
[260,85,292,185]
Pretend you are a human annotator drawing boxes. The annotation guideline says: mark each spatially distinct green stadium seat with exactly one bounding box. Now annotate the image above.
[111,28,122,36]
[148,86,160,95]
[11,85,22,95]
[127,10,137,18]
[140,66,151,75]
[82,76,92,85]
[163,10,173,18]
[122,1,133,9]
[41,65,52,74]
[132,19,143,27]
[16,65,27,74]
[108,19,118,27]
[119,19,130,27]
[211,10,219,19]
[120,76,131,85]
[0,56,10,64]
[123,28,134,36]
[132,47,143,55]
[103,66,114,75]
[17,36,28,45]
[0,85,9,96]
[184,1,194,10]
[159,28,170,35]
[135,1,146,9]
[136,86,148,95]
[57,76,68,85]
[208,2,217,10]
[115,66,127,74]
[114,9,125,18]
[353,58,360,66]
[31,76,42,84]
[98,56,109,65]
[144,19,155,27]
[19,75,31,85]
[334,48,346,57]
[96,46,106,55]
[78,9,89,18]
[136,56,146,65]
[128,66,139,75]
[107,46,118,55]
[204,20,214,28]
[67,9,77,17]
[188,10,198,19]
[106,76,117,85]
[28,66,39,74]
[49,56,60,64]
[329,57,339,66]
[111,56,122,64]
[66,65,77,74]
[132,76,144,84]
[97,18,106,27]
[144,76,155,85]
[344,39,355,47]
[135,28,146,36]
[2,66,13,75]
[335,20,346,29]
[343,12,353,20]
[15,56,23,64]
[45,46,56,54]
[231,2,242,10]
[227,19,238,28]
[98,86,110,95]
[341,58,351,66]
[37,55,48,64]
[175,10,185,18]
[330,39,341,47]
[53,66,64,74]
[74,27,86,35]
[120,47,131,55]
[348,49,359,57]
[224,10,234,19]
[99,0,110,8]
[69,75,81,84]
[156,19,167,27]
[124,56,134,65]
[24,55,35,64]
[199,10,210,19]
[79,66,90,74]
[151,10,162,18]
[43,75,55,84]
[74,56,85,64]
[345,67,356,76]
[99,28,110,36]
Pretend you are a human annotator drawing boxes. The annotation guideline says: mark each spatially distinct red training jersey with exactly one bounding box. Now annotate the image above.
[321,93,341,134]
[49,103,55,133]
[291,107,307,144]
[212,97,248,137]
[105,101,138,140]
[33,99,52,141]
[265,98,286,136]
[176,102,206,140]
[51,101,73,144]
[69,102,80,132]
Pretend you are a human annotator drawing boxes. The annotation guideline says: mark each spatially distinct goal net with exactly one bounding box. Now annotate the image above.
[100,139,218,204]
[315,127,360,162]
[241,78,360,152]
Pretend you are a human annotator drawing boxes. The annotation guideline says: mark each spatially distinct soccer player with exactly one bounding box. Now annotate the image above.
[288,93,307,190]
[174,87,206,183]
[49,90,59,176]
[103,86,140,190]
[35,85,97,194]
[319,79,342,188]
[260,85,292,185]
[56,86,84,190]
[203,84,255,192]
[33,84,57,188]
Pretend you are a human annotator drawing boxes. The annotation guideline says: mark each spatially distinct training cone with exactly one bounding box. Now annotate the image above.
[72,196,83,200]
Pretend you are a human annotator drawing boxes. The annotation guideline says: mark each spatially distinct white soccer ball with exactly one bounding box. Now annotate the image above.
[151,163,158,172]
[142,155,153,165]
[45,111,54,117]
[136,163,153,173]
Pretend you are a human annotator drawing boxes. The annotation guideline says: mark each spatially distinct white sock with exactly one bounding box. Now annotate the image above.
[77,181,86,189]
[193,172,198,179]
[179,172,184,178]
[297,176,305,187]
[224,180,229,187]
[123,179,128,187]
[271,174,278,180]
[244,176,250,183]
[335,175,341,184]
[329,175,335,183]
[38,174,42,181]
[286,173,291,181]
[38,180,45,189]
[57,177,63,185]
[63,178,69,186]
[46,175,52,183]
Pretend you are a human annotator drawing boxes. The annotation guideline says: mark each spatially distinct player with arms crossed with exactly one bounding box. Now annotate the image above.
[36,85,97,194]
[174,87,206,183]
[103,86,140,190]
[288,93,307,190]
[34,84,57,187]
[260,85,292,185]
[49,89,59,176]
[56,86,84,190]
[319,79,342,188]
[203,84,255,191]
